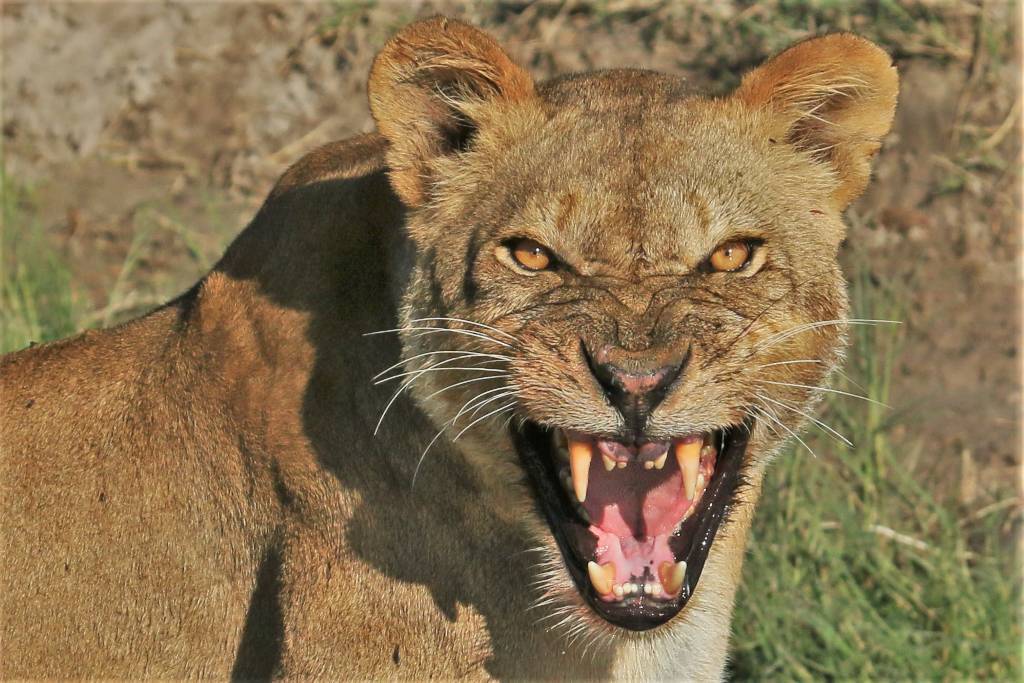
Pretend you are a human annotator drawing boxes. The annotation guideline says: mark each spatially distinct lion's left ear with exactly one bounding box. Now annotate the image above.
[735,33,899,211]
[368,16,536,207]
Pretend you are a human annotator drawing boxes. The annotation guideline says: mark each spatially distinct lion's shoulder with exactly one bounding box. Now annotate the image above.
[269,132,388,200]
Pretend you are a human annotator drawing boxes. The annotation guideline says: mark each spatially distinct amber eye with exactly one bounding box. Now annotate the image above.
[708,240,752,272]
[510,239,554,271]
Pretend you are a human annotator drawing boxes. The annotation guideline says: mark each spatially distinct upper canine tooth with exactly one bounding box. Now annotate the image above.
[602,453,616,471]
[569,439,592,503]
[675,439,701,500]
[587,561,615,595]
[659,560,687,596]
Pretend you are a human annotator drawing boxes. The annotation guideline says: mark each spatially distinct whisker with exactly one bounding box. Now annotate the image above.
[364,326,514,349]
[421,375,506,402]
[755,359,823,369]
[466,392,516,421]
[752,401,818,459]
[830,365,869,394]
[758,394,853,448]
[754,357,868,396]
[752,318,900,354]
[407,316,520,343]
[452,388,514,423]
[410,388,515,487]
[756,379,890,408]
[451,402,516,442]
[374,356,503,434]
[372,350,509,381]
[533,605,575,627]
[374,377,417,436]
[374,363,507,385]
[702,276,818,369]
[547,612,579,633]
[411,423,453,489]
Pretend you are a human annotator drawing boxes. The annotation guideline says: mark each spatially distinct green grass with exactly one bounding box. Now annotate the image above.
[0,171,79,353]
[731,269,1021,680]
[1,171,232,354]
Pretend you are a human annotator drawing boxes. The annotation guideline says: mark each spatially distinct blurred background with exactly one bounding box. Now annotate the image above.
[2,1,1020,678]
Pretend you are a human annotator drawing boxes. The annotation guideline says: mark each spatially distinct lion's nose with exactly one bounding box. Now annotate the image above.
[583,341,690,437]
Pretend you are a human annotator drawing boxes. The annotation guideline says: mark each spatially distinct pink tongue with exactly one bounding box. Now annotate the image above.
[583,454,689,538]
[582,447,695,588]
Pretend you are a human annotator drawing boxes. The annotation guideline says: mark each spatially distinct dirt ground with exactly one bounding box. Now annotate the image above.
[2,1,1020,500]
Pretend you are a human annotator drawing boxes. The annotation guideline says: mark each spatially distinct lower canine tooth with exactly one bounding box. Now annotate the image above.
[675,440,701,500]
[569,439,592,502]
[659,560,687,596]
[654,452,667,469]
[602,454,616,471]
[587,561,615,595]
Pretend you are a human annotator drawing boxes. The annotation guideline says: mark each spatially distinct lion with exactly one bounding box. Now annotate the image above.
[0,16,897,680]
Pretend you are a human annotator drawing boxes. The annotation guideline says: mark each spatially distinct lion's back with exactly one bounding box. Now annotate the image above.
[0,131,400,677]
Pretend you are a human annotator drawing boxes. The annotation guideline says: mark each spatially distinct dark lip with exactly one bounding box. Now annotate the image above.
[510,418,753,631]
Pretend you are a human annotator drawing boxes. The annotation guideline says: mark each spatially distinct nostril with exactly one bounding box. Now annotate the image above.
[581,341,618,398]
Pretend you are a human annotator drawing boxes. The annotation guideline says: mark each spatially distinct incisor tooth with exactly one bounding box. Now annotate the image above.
[602,453,616,471]
[644,460,654,470]
[659,560,687,596]
[616,460,626,469]
[654,451,667,470]
[569,439,592,502]
[587,561,615,595]
[675,440,701,500]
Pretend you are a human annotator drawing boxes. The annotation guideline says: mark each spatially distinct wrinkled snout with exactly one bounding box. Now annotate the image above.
[582,341,691,438]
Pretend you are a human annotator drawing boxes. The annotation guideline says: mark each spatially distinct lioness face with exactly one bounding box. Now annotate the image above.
[370,19,897,632]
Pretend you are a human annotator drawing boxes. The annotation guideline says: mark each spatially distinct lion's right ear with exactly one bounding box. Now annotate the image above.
[368,17,535,207]
[734,34,898,211]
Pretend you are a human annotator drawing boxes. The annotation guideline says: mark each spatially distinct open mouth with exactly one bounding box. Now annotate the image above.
[511,419,752,631]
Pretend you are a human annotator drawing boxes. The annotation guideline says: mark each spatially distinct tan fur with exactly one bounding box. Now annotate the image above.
[1,17,897,679]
